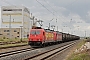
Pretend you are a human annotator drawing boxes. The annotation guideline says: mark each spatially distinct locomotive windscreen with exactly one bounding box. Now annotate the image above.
[30,30,40,35]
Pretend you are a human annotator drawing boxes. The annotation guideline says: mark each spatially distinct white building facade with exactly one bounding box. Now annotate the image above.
[1,6,33,38]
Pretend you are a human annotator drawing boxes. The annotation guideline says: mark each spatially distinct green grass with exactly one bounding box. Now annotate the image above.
[76,39,86,49]
[67,39,90,60]
[0,38,28,48]
[0,38,28,42]
[0,42,28,48]
[68,53,90,60]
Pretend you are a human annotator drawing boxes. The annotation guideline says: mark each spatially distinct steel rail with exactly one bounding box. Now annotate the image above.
[25,42,76,60]
[0,47,35,58]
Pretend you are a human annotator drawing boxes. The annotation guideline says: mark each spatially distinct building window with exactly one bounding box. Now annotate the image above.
[4,30,7,32]
[14,30,17,32]
[17,36,19,37]
[24,35,26,37]
[3,9,12,11]
[13,19,14,22]
[2,19,3,22]
[0,34,2,35]
[3,9,22,11]
[7,30,10,32]
[7,33,9,35]
[17,32,19,34]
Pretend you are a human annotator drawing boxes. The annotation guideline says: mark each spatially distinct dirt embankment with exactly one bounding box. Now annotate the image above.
[66,39,90,60]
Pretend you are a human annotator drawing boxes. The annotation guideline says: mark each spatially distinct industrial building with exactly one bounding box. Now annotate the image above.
[1,6,34,39]
[0,28,20,39]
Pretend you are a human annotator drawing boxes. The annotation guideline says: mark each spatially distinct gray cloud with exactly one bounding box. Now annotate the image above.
[0,0,90,36]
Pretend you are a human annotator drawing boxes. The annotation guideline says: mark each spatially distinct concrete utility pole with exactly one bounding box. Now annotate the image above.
[20,26,23,42]
[48,19,53,29]
[85,31,86,38]
[48,23,50,29]
[57,26,58,31]
[30,13,35,25]
[32,16,35,25]
[56,19,58,31]
[9,14,11,39]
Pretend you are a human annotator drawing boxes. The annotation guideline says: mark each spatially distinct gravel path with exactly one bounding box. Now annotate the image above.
[47,40,81,60]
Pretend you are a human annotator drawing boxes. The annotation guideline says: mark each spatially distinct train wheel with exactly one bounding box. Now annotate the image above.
[42,43,45,47]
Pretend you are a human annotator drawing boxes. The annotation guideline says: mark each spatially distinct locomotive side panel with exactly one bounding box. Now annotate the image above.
[53,32,57,41]
[56,32,62,41]
[44,30,54,42]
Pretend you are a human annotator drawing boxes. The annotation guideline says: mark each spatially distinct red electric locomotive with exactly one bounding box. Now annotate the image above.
[28,27,80,47]
[28,27,56,47]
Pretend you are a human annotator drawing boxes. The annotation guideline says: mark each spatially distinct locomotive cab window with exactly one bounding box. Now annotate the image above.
[30,30,35,34]
[30,30,40,35]
[36,30,40,34]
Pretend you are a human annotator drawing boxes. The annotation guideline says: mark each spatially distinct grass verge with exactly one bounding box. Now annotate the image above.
[66,39,90,60]
[0,42,28,49]
[67,52,90,60]
[0,38,28,42]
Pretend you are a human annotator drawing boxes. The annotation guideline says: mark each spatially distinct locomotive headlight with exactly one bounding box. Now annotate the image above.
[29,39,32,41]
[39,39,40,41]
[29,39,31,41]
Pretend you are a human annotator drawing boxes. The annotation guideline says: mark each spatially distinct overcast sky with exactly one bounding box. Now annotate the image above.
[0,0,90,37]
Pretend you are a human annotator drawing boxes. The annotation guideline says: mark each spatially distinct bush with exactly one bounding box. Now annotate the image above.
[0,39,4,41]
[68,53,90,60]
[3,37,6,39]
[15,37,17,39]
[85,38,90,42]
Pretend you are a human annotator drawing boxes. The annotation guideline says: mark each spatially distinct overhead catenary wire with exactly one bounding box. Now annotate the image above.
[42,0,66,25]
[44,0,77,30]
[35,0,57,29]
[43,0,57,14]
[36,0,55,16]
[42,0,64,30]
[1,0,80,24]
[2,0,16,6]
[43,0,58,22]
[2,0,44,28]
[2,0,78,25]
[36,0,59,30]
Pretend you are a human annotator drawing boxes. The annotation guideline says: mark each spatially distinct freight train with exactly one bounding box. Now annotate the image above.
[28,27,80,47]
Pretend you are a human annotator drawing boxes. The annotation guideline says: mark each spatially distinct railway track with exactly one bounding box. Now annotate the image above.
[25,41,76,60]
[0,41,77,60]
[0,47,35,58]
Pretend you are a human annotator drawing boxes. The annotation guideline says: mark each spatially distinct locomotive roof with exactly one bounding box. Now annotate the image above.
[44,29,54,32]
[32,26,43,29]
